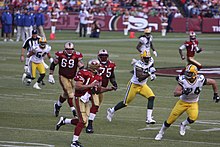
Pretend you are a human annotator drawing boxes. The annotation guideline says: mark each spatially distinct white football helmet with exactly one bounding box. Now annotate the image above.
[98,49,109,64]
[189,31,196,41]
[64,42,74,56]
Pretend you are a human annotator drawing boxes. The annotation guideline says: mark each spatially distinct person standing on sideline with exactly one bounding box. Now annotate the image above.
[34,8,46,38]
[89,20,101,38]
[155,64,219,141]
[48,42,84,117]
[55,59,115,147]
[136,28,158,57]
[107,50,157,124]
[79,8,88,37]
[1,7,13,42]
[23,8,34,40]
[15,8,25,42]
[86,49,118,133]
[49,7,60,39]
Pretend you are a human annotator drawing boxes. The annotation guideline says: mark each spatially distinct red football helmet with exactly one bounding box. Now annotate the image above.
[64,42,74,56]
[98,49,109,64]
[189,31,196,41]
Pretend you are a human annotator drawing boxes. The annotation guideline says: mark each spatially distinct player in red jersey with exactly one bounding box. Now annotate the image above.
[86,49,118,133]
[55,59,115,147]
[178,31,204,75]
[48,42,84,117]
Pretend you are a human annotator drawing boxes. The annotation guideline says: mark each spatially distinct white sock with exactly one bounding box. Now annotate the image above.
[57,100,62,106]
[73,135,79,142]
[89,113,96,121]
[182,119,190,126]
[51,26,56,34]
[70,106,76,112]
[147,109,153,120]
[159,123,168,134]
[64,118,72,124]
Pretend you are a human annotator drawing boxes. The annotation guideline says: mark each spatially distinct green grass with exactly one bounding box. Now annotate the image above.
[0,30,220,147]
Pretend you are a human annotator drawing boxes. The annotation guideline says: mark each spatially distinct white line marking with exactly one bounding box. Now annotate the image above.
[0,126,220,146]
[0,141,54,147]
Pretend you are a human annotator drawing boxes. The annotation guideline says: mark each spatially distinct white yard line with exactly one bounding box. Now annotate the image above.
[0,126,219,146]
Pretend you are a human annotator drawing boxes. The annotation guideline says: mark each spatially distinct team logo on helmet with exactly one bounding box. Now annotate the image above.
[87,59,100,72]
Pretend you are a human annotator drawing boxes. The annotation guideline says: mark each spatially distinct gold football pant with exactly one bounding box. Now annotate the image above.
[167,99,199,125]
[30,62,45,79]
[123,81,155,105]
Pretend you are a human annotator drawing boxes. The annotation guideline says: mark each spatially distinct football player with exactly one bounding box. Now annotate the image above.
[107,50,157,124]
[136,27,158,57]
[86,49,118,133]
[26,37,53,89]
[21,30,49,85]
[55,59,115,147]
[155,64,219,141]
[179,31,204,73]
[48,42,84,117]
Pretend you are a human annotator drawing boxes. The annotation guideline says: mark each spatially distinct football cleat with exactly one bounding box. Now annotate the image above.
[33,82,41,89]
[179,123,186,136]
[56,117,65,130]
[86,125,94,134]
[155,132,164,141]
[71,141,84,147]
[54,103,61,117]
[41,80,45,86]
[106,108,114,122]
[146,118,156,124]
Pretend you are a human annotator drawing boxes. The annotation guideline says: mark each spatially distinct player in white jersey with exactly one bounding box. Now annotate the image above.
[136,28,158,57]
[26,37,53,89]
[155,64,219,141]
[107,50,157,124]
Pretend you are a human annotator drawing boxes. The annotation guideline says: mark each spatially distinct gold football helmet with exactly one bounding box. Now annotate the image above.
[64,42,74,56]
[39,37,47,48]
[185,64,198,79]
[87,59,100,73]
[140,50,151,64]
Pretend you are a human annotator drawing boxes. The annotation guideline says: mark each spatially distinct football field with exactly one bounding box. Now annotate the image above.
[0,30,220,147]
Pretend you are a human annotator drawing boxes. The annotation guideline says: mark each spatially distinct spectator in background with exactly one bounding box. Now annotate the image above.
[15,8,25,42]
[122,9,130,36]
[87,8,94,35]
[50,7,60,39]
[23,8,34,40]
[79,8,88,37]
[90,20,101,38]
[35,8,46,38]
[1,7,13,42]
[166,9,174,32]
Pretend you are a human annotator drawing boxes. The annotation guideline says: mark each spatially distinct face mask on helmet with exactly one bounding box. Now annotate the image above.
[87,59,100,73]
[39,37,47,49]
[189,31,196,41]
[64,42,74,56]
[144,28,151,37]
[98,49,109,64]
[140,50,151,64]
[185,64,198,79]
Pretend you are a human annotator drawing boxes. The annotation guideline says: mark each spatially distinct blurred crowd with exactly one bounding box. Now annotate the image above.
[0,0,218,18]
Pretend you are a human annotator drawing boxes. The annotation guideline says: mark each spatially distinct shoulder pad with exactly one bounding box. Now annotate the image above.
[138,35,145,39]
[197,75,205,81]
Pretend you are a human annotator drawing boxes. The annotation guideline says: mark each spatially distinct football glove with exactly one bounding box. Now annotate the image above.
[48,74,55,84]
[49,57,54,63]
[149,67,156,74]
[153,51,158,57]
[213,93,219,103]
[150,74,156,81]
[182,88,192,95]
[112,81,118,91]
